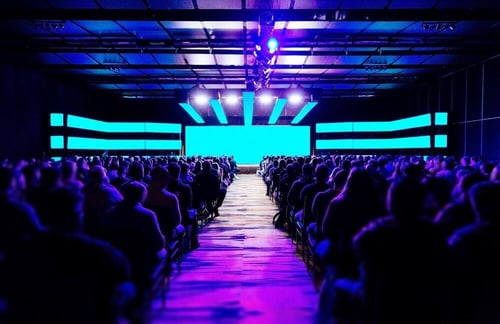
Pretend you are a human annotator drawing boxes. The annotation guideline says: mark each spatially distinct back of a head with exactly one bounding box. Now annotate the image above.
[122,181,147,205]
[202,160,212,172]
[87,166,107,184]
[302,163,314,178]
[388,176,425,221]
[344,167,376,197]
[167,162,181,179]
[469,181,500,223]
[150,166,169,183]
[333,169,348,189]
[45,187,84,233]
[40,166,61,188]
[128,161,144,181]
[315,163,330,182]
[61,161,76,179]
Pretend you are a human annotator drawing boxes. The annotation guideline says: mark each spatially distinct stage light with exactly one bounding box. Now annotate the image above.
[226,95,239,105]
[289,93,303,104]
[259,93,273,104]
[194,93,209,105]
[267,37,279,54]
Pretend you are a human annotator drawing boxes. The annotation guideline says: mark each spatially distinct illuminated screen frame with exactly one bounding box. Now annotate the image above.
[185,125,311,164]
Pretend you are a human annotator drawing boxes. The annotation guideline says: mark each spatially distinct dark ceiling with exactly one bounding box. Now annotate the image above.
[1,0,500,121]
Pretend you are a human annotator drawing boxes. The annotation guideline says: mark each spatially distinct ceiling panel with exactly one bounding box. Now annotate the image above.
[393,55,430,65]
[88,53,126,65]
[323,21,372,33]
[93,84,120,90]
[354,84,378,89]
[305,55,336,64]
[116,83,141,90]
[117,21,169,39]
[57,53,99,65]
[293,0,342,9]
[152,54,186,65]
[139,84,162,90]
[121,53,158,65]
[48,0,99,9]
[148,0,194,9]
[275,55,307,65]
[389,0,437,9]
[341,0,390,9]
[362,22,415,34]
[335,56,369,64]
[39,53,68,64]
[74,20,128,35]
[184,54,216,65]
[97,0,146,9]
[215,54,245,66]
[197,0,242,9]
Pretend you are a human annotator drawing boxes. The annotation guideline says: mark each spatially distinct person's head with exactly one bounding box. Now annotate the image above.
[315,163,330,183]
[45,187,84,233]
[61,160,77,181]
[469,181,500,223]
[87,166,109,184]
[202,160,212,172]
[302,163,314,178]
[150,166,169,187]
[343,167,377,197]
[121,181,147,205]
[387,176,425,222]
[167,162,181,179]
[127,161,144,181]
[40,166,61,189]
[0,166,14,195]
[332,169,348,191]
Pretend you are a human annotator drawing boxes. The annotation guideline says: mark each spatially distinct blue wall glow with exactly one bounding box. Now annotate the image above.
[67,137,182,150]
[185,125,310,164]
[50,136,64,149]
[316,136,431,150]
[67,115,182,133]
[50,113,64,127]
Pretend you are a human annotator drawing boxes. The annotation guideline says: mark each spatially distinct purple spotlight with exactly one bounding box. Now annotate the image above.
[267,37,278,54]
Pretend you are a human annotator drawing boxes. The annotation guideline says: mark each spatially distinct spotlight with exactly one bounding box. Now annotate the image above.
[289,93,303,104]
[259,93,273,104]
[267,37,279,54]
[226,95,239,105]
[194,93,209,105]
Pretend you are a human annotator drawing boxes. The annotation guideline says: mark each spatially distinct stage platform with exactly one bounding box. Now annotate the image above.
[237,164,259,174]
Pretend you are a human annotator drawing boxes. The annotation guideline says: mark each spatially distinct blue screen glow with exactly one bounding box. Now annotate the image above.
[268,98,287,124]
[66,115,182,133]
[435,112,448,126]
[434,134,448,148]
[178,103,205,124]
[50,113,64,127]
[50,136,64,149]
[185,125,310,164]
[67,137,182,150]
[316,135,431,150]
[209,99,228,124]
[291,102,318,124]
[316,113,431,133]
[243,92,255,126]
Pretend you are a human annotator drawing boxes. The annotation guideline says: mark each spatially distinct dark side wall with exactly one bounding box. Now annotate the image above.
[0,63,115,159]
[438,55,500,161]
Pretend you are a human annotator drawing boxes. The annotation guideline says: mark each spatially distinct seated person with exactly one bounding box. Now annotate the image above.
[99,181,166,286]
[6,187,131,324]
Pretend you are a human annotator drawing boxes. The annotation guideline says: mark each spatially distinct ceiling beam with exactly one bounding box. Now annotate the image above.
[30,63,466,70]
[1,9,500,21]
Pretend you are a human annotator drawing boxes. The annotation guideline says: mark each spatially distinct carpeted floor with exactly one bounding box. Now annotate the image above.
[150,174,318,323]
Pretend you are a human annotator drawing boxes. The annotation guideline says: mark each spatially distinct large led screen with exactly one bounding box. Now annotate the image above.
[186,126,310,164]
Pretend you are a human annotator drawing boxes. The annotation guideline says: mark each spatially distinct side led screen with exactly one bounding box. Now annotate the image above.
[50,113,64,127]
[186,126,310,164]
[67,114,182,133]
[67,137,182,150]
[316,136,431,150]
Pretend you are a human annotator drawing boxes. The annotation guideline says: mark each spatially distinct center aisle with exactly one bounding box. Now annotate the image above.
[151,174,318,323]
